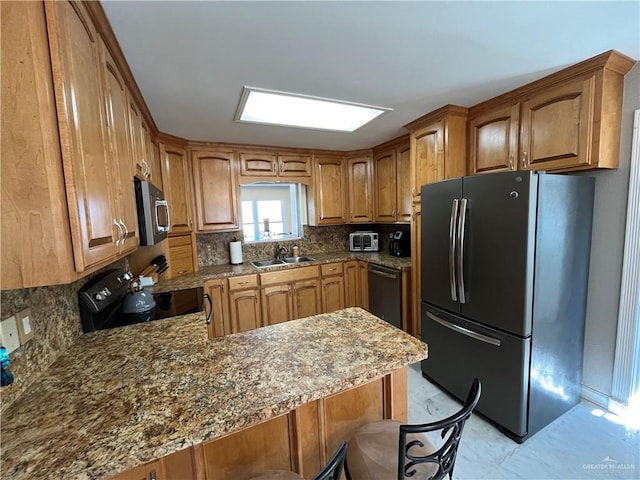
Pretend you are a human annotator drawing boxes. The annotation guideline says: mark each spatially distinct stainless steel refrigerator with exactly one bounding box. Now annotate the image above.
[420,170,594,442]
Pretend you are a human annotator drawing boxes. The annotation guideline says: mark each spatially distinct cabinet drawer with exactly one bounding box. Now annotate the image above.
[228,274,259,291]
[168,234,192,247]
[260,265,319,286]
[321,262,343,277]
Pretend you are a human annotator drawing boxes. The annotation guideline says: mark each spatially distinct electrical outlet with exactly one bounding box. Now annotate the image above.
[1,315,21,353]
[16,308,34,344]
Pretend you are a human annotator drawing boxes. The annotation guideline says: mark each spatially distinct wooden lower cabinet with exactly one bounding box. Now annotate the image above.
[320,263,345,313]
[205,278,229,339]
[228,274,262,332]
[109,448,194,480]
[292,279,322,319]
[261,284,294,326]
[260,266,320,326]
[357,261,369,310]
[166,234,197,277]
[192,368,407,479]
[344,261,359,307]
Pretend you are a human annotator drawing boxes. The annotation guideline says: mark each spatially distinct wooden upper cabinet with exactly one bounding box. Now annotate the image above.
[308,155,347,225]
[45,0,120,271]
[346,153,374,223]
[396,143,412,222]
[520,76,595,171]
[160,142,194,234]
[468,51,635,173]
[372,137,411,223]
[278,154,312,179]
[239,151,312,184]
[98,37,139,255]
[405,105,468,202]
[192,149,240,232]
[373,149,397,223]
[468,103,519,174]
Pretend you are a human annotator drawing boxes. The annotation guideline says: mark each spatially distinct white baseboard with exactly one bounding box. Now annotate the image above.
[581,385,610,410]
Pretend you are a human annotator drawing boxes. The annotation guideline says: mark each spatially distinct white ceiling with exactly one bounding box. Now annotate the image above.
[102,1,640,151]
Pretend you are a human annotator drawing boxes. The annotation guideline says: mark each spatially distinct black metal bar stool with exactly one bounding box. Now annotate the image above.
[345,378,481,480]
[250,441,348,480]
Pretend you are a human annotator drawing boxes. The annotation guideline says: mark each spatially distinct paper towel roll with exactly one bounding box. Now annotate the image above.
[230,241,243,265]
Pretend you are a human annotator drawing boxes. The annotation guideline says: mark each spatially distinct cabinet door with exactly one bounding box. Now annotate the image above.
[412,121,443,197]
[346,155,373,223]
[98,38,138,254]
[148,140,163,188]
[45,0,119,271]
[374,149,397,222]
[321,276,345,313]
[141,120,157,183]
[469,103,519,174]
[206,278,229,338]
[192,150,239,232]
[396,143,412,223]
[128,100,148,181]
[161,143,193,234]
[357,261,369,309]
[278,153,312,179]
[239,152,277,177]
[292,279,322,319]
[229,288,262,333]
[167,234,195,277]
[344,261,359,308]
[520,76,595,171]
[108,460,162,480]
[309,156,347,225]
[261,285,294,326]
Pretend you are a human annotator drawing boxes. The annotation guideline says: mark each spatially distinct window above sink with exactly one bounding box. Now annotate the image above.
[240,183,305,243]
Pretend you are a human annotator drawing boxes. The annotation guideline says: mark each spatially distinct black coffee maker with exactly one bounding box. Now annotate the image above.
[388,230,410,257]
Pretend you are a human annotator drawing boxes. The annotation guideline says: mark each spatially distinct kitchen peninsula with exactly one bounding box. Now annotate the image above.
[0,308,427,480]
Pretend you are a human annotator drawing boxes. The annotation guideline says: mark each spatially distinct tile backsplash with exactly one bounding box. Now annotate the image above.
[196,224,410,266]
[0,260,128,412]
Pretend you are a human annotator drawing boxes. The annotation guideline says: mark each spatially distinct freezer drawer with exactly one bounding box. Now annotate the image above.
[420,303,531,438]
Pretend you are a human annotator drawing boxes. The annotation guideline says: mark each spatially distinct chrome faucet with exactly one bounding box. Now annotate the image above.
[274,244,288,261]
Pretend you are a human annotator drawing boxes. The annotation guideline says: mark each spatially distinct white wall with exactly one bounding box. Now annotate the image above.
[582,62,640,399]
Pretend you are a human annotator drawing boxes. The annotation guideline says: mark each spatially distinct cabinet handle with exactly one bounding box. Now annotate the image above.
[522,151,529,169]
[272,162,276,173]
[113,219,123,246]
[238,281,248,286]
[412,187,416,197]
[392,209,396,219]
[178,270,188,275]
[509,154,514,170]
[149,470,157,480]
[120,219,128,241]
[279,161,284,175]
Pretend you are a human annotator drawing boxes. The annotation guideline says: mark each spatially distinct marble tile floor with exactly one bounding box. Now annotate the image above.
[407,363,640,480]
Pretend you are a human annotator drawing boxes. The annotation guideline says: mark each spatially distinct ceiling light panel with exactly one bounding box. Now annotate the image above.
[235,87,391,132]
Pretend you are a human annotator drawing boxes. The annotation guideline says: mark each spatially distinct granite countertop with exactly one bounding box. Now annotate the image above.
[152,251,411,293]
[0,308,427,480]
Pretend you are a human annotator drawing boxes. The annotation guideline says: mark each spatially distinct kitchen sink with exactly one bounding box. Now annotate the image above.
[251,259,286,268]
[283,256,316,264]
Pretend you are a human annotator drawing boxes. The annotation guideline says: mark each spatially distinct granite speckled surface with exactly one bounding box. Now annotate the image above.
[1,308,427,480]
[152,251,411,293]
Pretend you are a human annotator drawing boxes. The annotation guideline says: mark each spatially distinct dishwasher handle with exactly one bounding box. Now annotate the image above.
[368,264,400,279]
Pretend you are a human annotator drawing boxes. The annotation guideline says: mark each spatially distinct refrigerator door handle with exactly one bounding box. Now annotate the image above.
[449,199,459,301]
[457,198,468,303]
[426,312,501,347]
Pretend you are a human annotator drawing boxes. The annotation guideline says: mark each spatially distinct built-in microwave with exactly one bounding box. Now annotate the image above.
[349,231,379,252]
[135,179,170,245]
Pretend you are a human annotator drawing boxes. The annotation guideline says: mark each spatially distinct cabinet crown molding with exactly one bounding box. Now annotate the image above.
[403,105,469,132]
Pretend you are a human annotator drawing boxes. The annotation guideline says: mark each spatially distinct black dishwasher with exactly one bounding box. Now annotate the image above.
[368,264,402,329]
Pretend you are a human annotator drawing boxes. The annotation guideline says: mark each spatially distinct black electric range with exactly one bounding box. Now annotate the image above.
[78,268,209,332]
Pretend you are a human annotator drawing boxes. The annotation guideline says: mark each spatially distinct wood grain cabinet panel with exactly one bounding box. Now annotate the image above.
[520,76,595,171]
[108,460,163,480]
[357,261,369,310]
[239,151,278,176]
[344,260,359,308]
[45,0,120,271]
[308,155,347,225]
[161,143,193,234]
[205,278,229,339]
[261,284,294,326]
[239,151,312,184]
[346,154,374,223]
[228,274,261,334]
[373,149,397,223]
[166,234,196,277]
[469,103,519,174]
[278,153,312,178]
[292,279,322,320]
[192,149,240,232]
[98,37,138,255]
[321,277,345,314]
[373,138,411,223]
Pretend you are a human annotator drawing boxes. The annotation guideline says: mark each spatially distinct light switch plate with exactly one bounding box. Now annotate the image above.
[16,308,34,344]
[1,315,21,353]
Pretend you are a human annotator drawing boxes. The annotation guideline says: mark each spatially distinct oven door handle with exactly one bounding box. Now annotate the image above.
[204,293,213,325]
